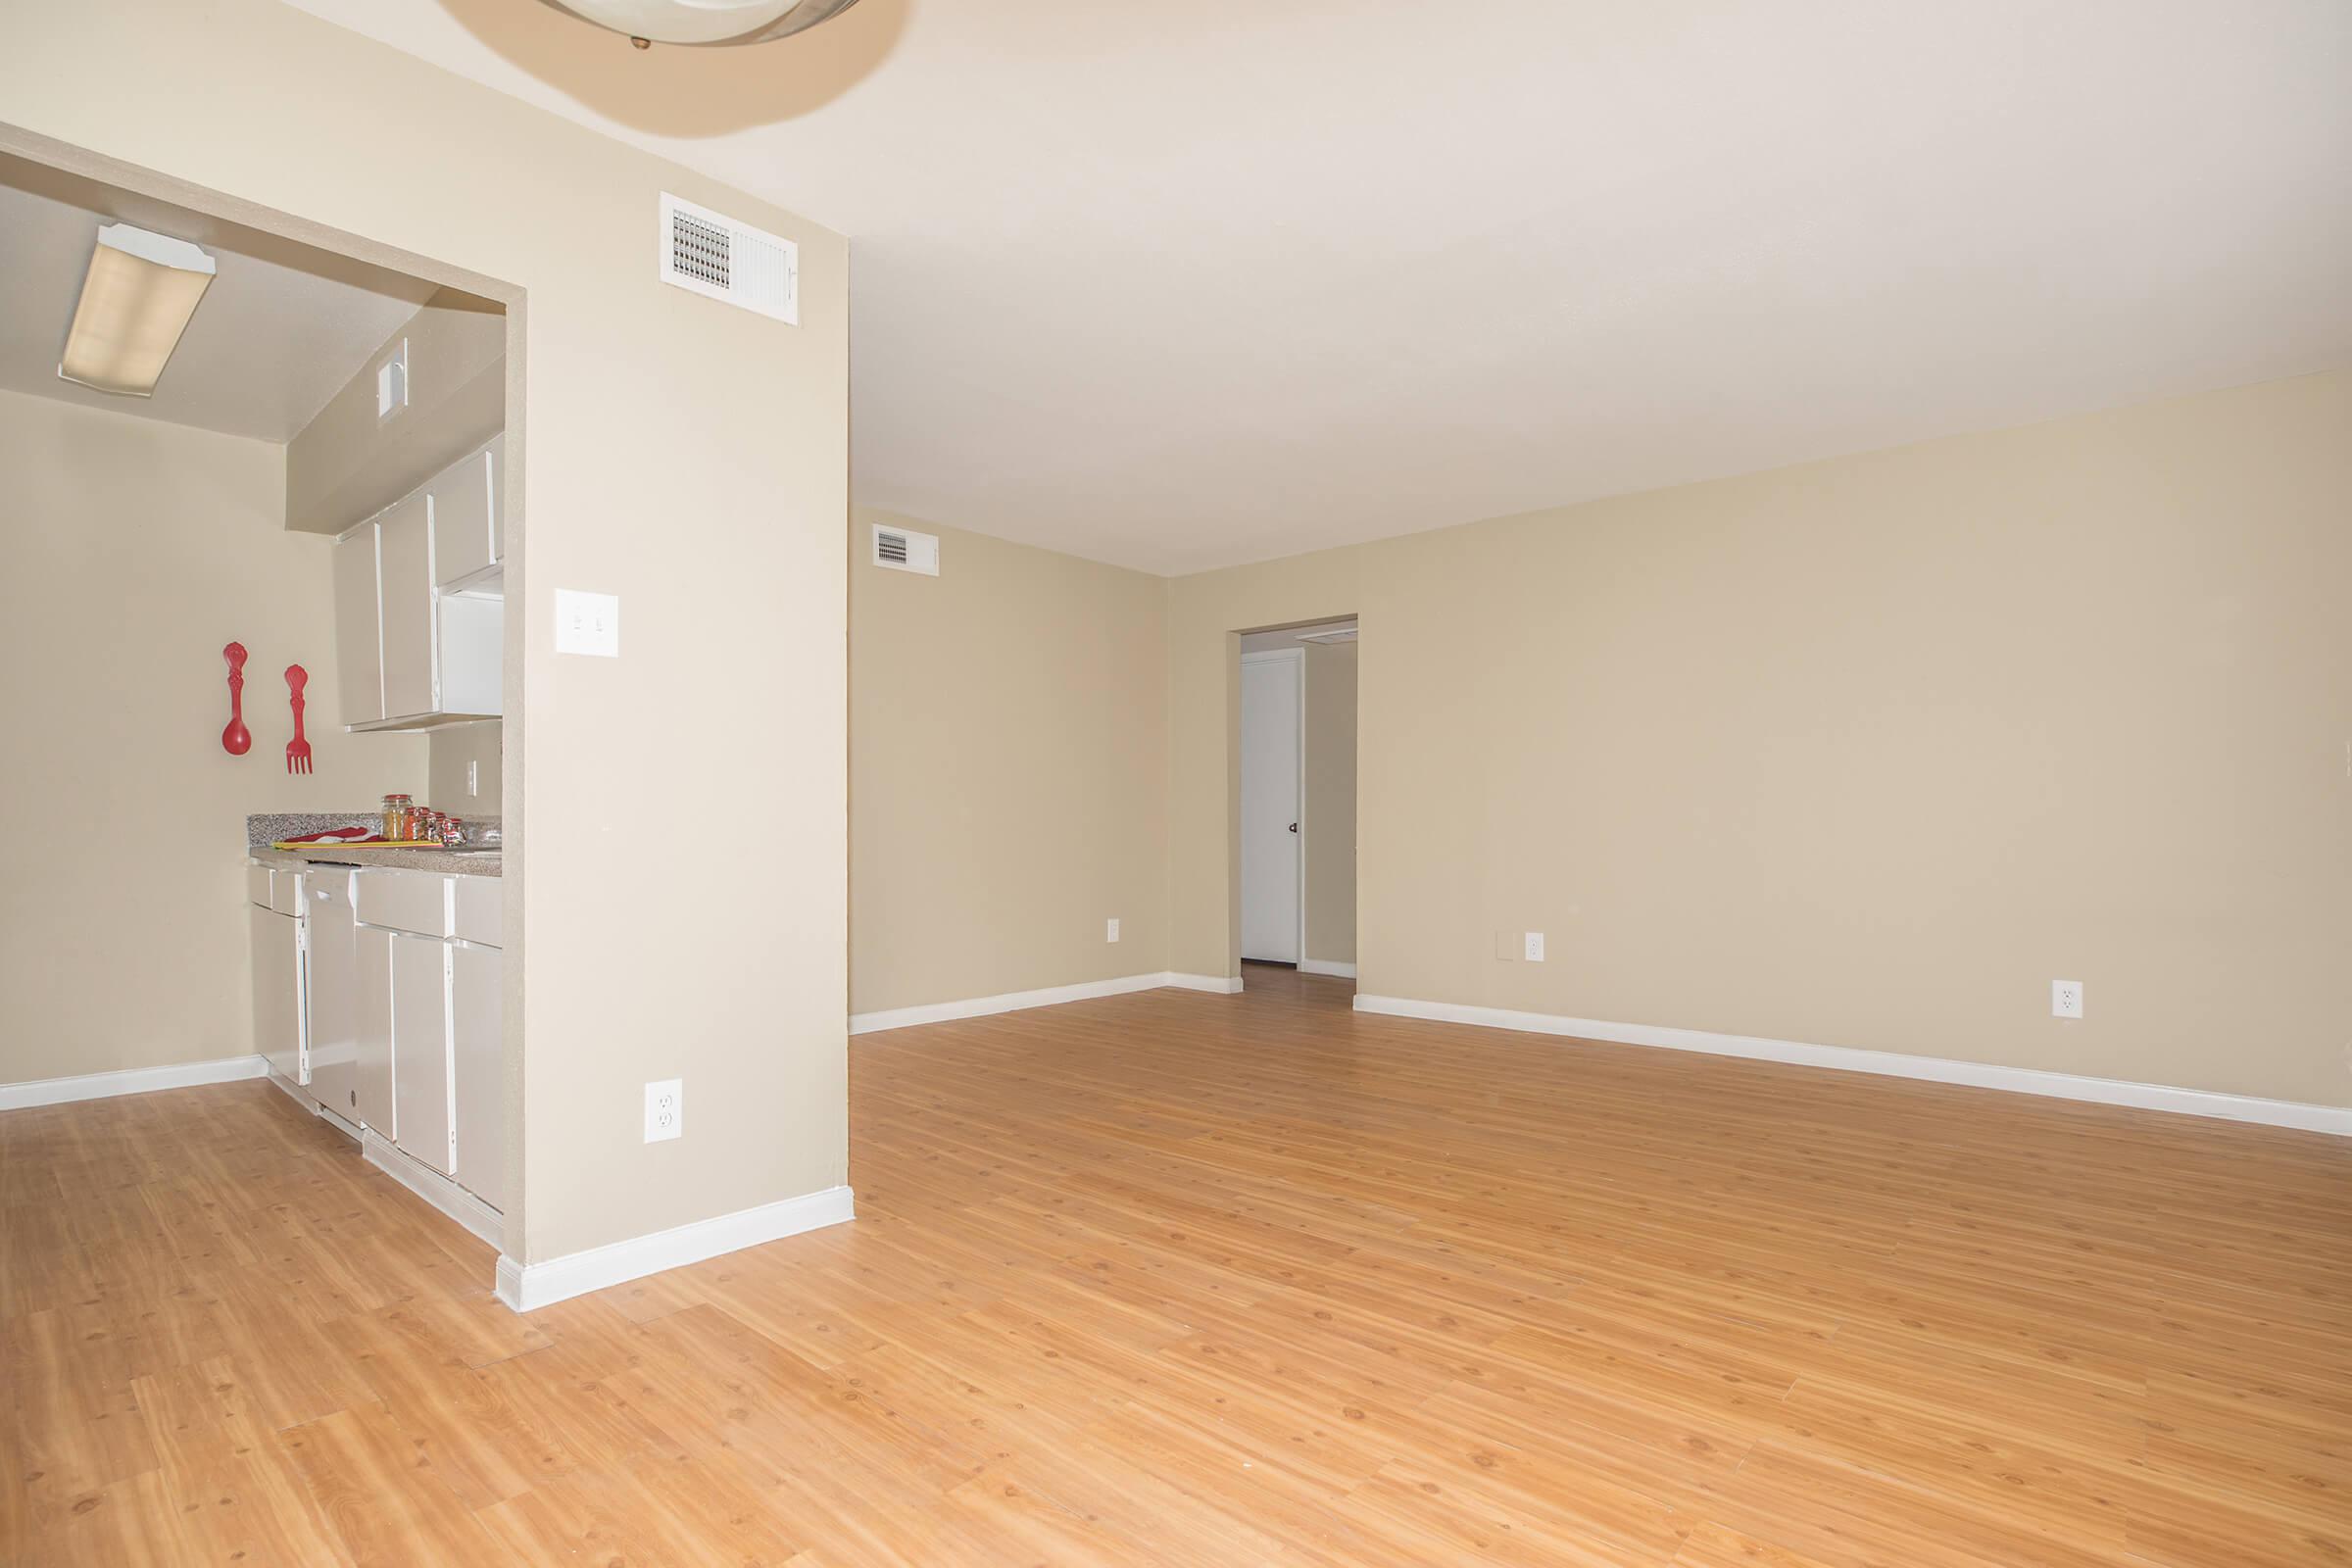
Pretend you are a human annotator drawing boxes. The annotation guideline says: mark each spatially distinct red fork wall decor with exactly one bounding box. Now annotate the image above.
[285,665,313,774]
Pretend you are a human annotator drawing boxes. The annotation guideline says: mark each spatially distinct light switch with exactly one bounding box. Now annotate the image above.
[556,589,620,658]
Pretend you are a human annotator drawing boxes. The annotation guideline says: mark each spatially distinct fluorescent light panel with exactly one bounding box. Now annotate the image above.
[58,222,216,397]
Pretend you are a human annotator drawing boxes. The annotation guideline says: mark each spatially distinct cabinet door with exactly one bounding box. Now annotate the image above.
[249,906,303,1083]
[391,934,455,1175]
[430,442,499,586]
[352,924,395,1137]
[332,523,384,724]
[451,943,504,1210]
[304,873,357,1118]
[377,493,436,720]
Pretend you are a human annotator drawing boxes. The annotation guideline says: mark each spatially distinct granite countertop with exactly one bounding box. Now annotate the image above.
[247,811,502,878]
[251,844,502,878]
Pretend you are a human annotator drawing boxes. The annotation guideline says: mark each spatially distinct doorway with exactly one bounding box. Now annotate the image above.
[1238,619,1357,975]
[1240,648,1303,963]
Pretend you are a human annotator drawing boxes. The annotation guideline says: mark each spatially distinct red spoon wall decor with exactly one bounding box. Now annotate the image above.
[220,642,252,756]
[284,664,313,774]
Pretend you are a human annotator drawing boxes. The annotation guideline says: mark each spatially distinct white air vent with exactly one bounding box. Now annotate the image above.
[871,523,939,576]
[659,193,798,324]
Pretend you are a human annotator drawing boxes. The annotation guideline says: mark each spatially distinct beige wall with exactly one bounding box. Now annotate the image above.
[0,390,427,1085]
[1166,371,2351,1107]
[850,511,1168,1015]
[285,294,504,536]
[428,721,503,816]
[1303,641,1357,967]
[6,0,850,1263]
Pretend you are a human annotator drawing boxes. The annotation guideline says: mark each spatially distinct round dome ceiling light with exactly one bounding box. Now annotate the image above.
[533,0,863,49]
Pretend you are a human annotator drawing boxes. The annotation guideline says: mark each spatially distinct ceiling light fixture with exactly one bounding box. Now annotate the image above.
[57,222,217,398]
[532,0,863,49]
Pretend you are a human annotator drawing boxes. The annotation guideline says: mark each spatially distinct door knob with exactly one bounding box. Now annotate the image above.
[1289,822,1298,833]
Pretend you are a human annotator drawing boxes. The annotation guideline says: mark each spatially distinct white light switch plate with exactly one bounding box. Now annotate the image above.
[556,589,620,658]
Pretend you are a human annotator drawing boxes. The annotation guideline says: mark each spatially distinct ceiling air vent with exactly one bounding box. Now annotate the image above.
[659,193,798,324]
[871,522,940,576]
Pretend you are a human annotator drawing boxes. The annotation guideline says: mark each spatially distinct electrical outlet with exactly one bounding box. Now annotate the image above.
[644,1078,682,1142]
[2051,980,2083,1019]
[466,759,479,798]
[1524,931,1546,963]
[1105,917,1120,944]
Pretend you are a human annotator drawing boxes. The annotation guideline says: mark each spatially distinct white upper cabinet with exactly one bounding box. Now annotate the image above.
[430,436,503,587]
[333,438,504,731]
[331,523,384,725]
[377,493,436,721]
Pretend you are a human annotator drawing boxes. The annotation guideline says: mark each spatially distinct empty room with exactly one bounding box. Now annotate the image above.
[3,1,2347,1563]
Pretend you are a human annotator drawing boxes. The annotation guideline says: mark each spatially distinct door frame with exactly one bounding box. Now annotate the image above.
[1239,647,1307,966]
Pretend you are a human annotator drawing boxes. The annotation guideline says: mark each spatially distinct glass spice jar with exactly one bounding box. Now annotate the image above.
[381,794,412,841]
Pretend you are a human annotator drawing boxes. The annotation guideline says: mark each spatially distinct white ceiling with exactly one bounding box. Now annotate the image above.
[0,165,430,443]
[283,0,2352,573]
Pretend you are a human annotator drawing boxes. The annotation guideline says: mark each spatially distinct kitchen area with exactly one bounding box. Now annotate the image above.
[0,148,517,1251]
[246,322,514,1244]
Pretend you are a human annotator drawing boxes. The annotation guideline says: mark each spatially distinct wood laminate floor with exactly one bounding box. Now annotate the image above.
[6,964,2350,1564]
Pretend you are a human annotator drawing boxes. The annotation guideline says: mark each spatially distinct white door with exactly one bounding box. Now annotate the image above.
[451,942,504,1209]
[1240,651,1302,963]
[391,934,455,1175]
[249,906,304,1083]
[304,871,359,1116]
[352,923,396,1137]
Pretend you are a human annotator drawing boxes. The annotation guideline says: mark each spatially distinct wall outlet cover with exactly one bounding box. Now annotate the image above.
[644,1078,682,1142]
[2052,980,2083,1019]
[1105,917,1120,943]
[1524,931,1546,962]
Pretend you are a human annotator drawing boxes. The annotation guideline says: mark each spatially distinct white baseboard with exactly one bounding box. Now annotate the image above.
[495,1184,855,1313]
[852,971,1243,1033]
[1351,994,2352,1137]
[364,1130,504,1251]
[0,1053,267,1112]
[853,972,1173,1034]
[1165,972,1245,994]
[1300,959,1358,979]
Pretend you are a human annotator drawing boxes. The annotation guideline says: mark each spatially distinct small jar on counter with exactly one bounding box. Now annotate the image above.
[381,794,413,841]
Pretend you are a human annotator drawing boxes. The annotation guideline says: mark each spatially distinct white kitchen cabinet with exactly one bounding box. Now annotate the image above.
[331,523,383,724]
[352,923,396,1137]
[391,932,455,1176]
[333,450,503,731]
[303,869,358,1118]
[249,905,304,1084]
[377,492,436,721]
[429,437,502,587]
[451,942,504,1209]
